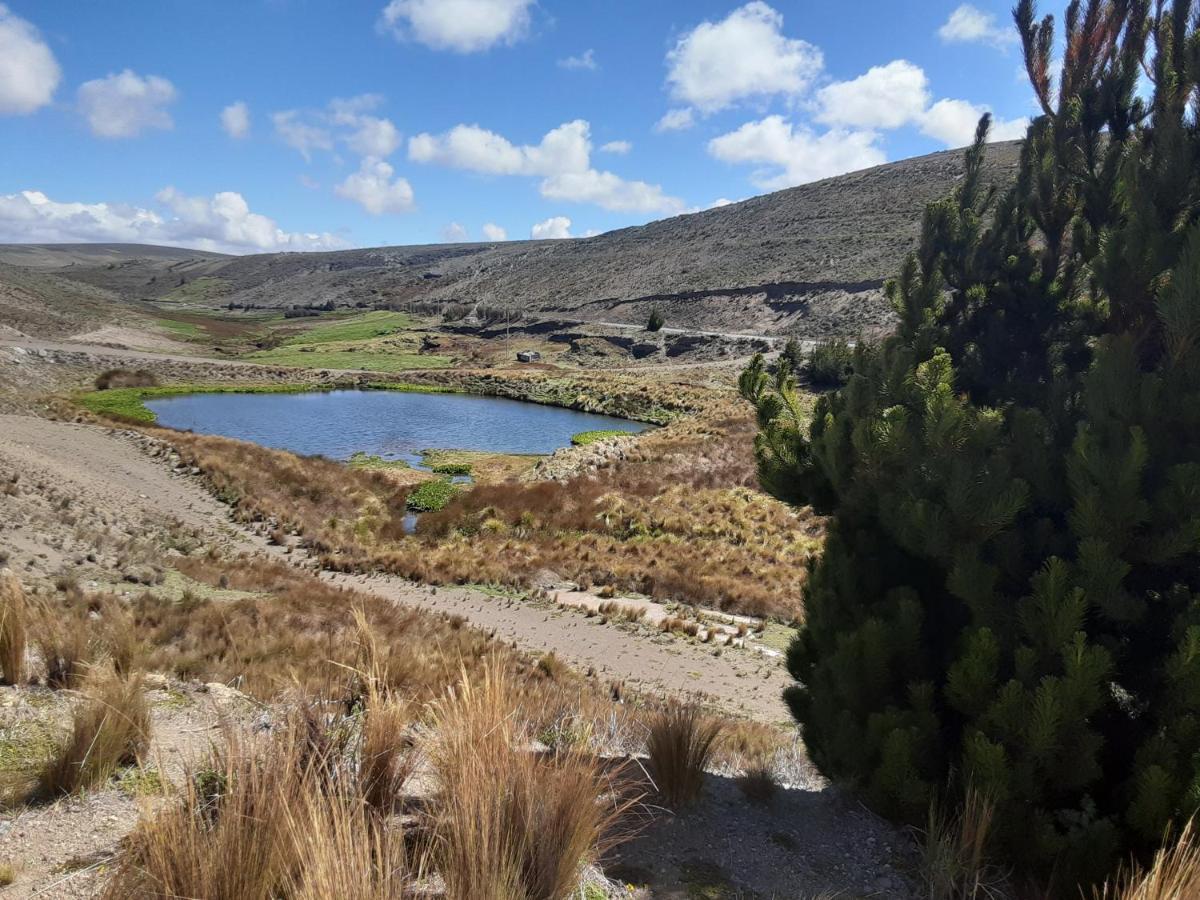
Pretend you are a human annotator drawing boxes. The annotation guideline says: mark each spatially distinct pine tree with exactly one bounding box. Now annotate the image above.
[745,0,1200,883]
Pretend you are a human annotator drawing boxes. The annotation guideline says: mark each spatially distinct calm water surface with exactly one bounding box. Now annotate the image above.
[145,390,648,464]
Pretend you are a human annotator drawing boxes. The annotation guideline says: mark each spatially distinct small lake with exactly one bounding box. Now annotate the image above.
[145,389,649,463]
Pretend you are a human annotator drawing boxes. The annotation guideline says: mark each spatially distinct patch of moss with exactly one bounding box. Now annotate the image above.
[117,765,166,797]
[348,451,411,471]
[571,429,632,446]
[406,478,459,512]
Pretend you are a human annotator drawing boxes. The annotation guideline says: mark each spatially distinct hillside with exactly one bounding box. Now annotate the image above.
[0,142,1021,340]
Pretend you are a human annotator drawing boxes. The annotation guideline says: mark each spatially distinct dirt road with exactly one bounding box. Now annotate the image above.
[0,415,790,722]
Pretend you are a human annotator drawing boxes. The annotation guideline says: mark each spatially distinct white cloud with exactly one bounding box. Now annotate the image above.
[0,4,60,115]
[817,60,930,130]
[345,116,402,157]
[441,222,468,241]
[708,197,738,209]
[920,98,1028,147]
[938,4,1015,48]
[654,108,695,132]
[531,216,571,239]
[77,70,176,138]
[409,119,683,214]
[600,140,631,155]
[221,101,250,139]
[0,187,345,253]
[272,110,332,161]
[335,157,415,215]
[273,96,401,162]
[708,115,885,190]
[666,2,822,113]
[558,49,597,71]
[481,222,507,241]
[379,0,533,53]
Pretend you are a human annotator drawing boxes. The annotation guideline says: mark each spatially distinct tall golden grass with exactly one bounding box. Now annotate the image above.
[646,701,723,809]
[919,788,1008,900]
[0,570,27,685]
[429,663,636,900]
[1091,818,1200,900]
[29,666,150,802]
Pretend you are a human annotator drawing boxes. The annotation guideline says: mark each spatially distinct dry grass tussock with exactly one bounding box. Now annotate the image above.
[1089,818,1200,900]
[919,788,1009,900]
[646,702,723,809]
[145,393,819,619]
[429,662,639,900]
[105,710,419,900]
[8,665,150,805]
[107,664,641,900]
[0,569,27,685]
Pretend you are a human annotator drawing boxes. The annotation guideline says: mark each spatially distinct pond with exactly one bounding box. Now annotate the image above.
[144,389,649,464]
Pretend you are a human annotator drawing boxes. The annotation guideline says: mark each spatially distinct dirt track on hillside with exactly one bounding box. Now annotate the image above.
[0,415,790,722]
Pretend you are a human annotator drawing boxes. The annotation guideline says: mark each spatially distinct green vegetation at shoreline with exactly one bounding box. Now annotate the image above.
[75,381,464,424]
[347,451,411,471]
[406,478,459,512]
[571,429,631,446]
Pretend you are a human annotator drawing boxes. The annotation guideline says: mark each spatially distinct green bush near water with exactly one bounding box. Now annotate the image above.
[430,462,472,476]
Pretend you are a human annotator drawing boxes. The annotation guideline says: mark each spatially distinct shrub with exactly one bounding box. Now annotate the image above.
[744,2,1200,884]
[646,308,665,332]
[0,571,27,685]
[31,667,150,801]
[94,369,159,391]
[804,338,853,387]
[646,702,722,809]
[430,461,472,476]
[406,478,459,512]
[30,600,92,688]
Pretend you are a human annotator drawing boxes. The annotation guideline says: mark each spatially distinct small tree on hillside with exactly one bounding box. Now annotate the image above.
[743,0,1200,885]
[646,308,665,332]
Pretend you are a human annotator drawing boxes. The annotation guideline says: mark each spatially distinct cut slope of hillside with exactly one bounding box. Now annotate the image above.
[0,143,1020,339]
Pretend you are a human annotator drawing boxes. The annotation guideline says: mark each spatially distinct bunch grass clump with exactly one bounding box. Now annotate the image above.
[0,571,27,685]
[29,666,150,802]
[646,702,722,809]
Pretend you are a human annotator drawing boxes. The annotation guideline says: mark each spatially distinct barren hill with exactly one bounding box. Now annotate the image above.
[0,142,1020,339]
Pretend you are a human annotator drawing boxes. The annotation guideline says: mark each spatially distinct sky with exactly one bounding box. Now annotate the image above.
[0,1,1061,254]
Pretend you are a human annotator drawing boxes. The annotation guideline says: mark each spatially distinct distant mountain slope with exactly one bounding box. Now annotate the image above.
[0,142,1020,339]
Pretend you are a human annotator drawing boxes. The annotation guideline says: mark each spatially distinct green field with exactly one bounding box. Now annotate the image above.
[280,310,416,345]
[571,429,632,446]
[244,348,451,372]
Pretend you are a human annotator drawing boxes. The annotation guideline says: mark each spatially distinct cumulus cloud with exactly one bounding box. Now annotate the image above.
[531,216,571,239]
[273,95,401,162]
[481,222,507,241]
[600,140,631,155]
[335,157,415,214]
[0,187,345,253]
[920,98,1028,147]
[221,101,250,139]
[409,119,682,214]
[77,70,177,138]
[379,0,533,53]
[938,4,1016,48]
[665,2,822,113]
[272,110,332,161]
[441,221,468,241]
[708,115,885,190]
[654,108,695,133]
[0,4,60,115]
[817,60,930,130]
[558,49,597,71]
[345,115,402,157]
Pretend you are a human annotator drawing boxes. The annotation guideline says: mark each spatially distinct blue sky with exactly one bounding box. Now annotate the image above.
[0,1,1060,254]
